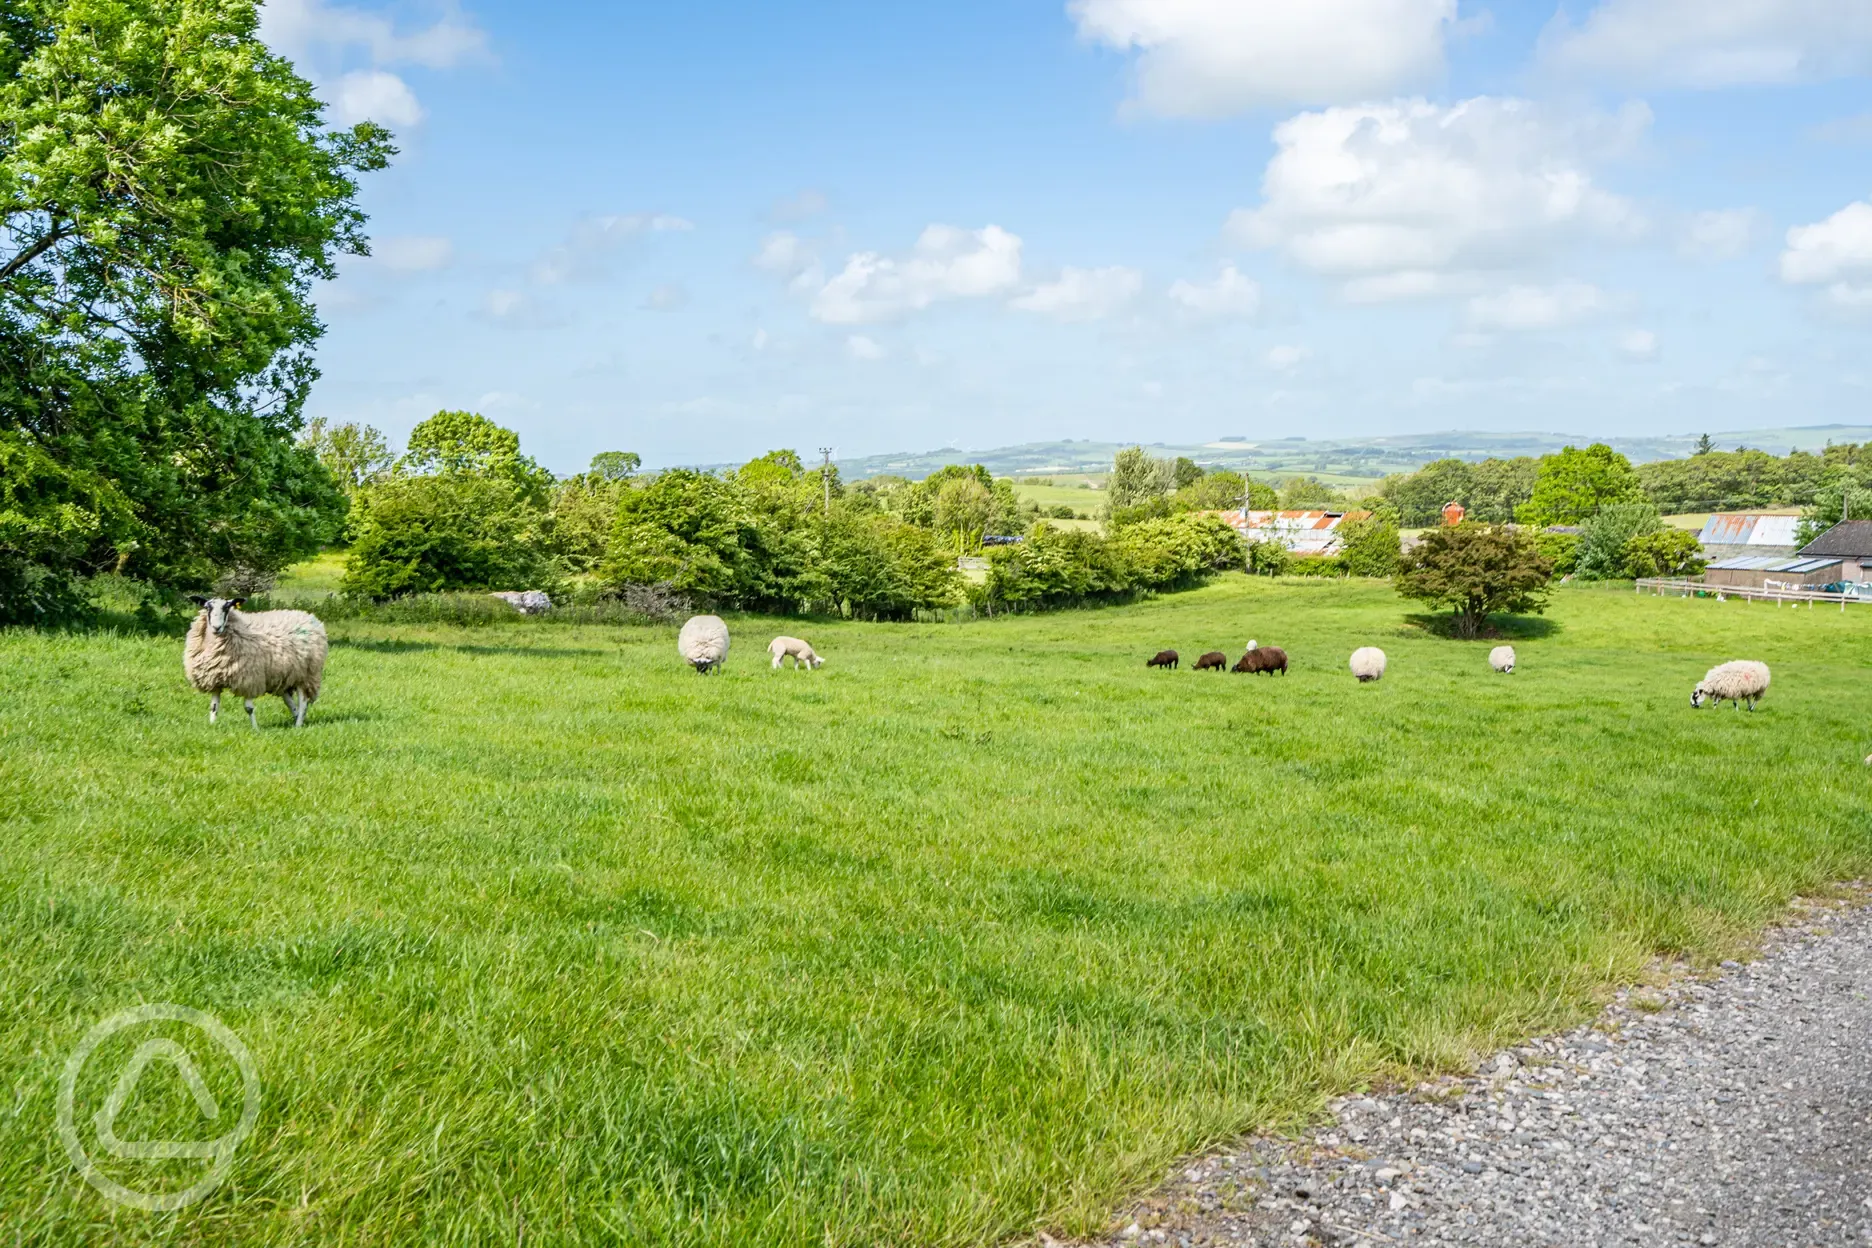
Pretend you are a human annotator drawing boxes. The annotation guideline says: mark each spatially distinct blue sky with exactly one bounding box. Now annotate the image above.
[270,0,1872,472]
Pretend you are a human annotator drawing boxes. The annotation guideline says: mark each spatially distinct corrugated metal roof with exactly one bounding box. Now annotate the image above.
[1708,555,1843,572]
[1698,514,1803,546]
[1212,509,1360,553]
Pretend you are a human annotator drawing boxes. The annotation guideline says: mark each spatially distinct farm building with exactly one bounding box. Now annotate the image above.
[1213,509,1372,556]
[1702,555,1845,590]
[1797,520,1872,581]
[1697,513,1802,561]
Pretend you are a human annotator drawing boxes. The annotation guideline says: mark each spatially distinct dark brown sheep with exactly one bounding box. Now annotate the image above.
[1193,651,1228,672]
[1146,649,1179,670]
[1233,646,1288,675]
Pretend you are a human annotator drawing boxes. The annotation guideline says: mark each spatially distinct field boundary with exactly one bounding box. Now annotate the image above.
[1634,577,1866,608]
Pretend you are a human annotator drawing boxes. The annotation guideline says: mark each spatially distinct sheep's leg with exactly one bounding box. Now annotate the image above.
[209,691,220,725]
[245,698,258,730]
[291,690,308,728]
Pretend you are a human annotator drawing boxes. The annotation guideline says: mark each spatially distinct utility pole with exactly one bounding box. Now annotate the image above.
[819,447,834,515]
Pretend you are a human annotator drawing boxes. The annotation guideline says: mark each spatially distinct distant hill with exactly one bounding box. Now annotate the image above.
[825,425,1872,483]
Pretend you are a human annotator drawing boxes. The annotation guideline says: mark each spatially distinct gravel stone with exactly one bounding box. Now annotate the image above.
[1074,887,1872,1247]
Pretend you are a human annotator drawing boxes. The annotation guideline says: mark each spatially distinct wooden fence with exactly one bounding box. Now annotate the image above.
[1633,578,1864,609]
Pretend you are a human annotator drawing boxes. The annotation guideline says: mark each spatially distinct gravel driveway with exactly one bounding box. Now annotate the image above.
[1071,888,1872,1247]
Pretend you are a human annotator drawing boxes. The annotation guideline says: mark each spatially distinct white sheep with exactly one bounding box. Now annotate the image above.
[1692,660,1771,711]
[1349,646,1387,683]
[184,597,328,728]
[768,636,823,670]
[1490,646,1516,674]
[678,615,730,674]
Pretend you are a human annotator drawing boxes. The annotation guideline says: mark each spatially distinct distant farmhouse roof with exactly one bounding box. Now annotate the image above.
[1698,514,1802,548]
[1706,556,1840,574]
[1213,509,1370,557]
[1799,520,1872,558]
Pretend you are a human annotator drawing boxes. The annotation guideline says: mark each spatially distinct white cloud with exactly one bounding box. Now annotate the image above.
[1618,328,1660,360]
[1541,0,1872,88]
[644,283,688,311]
[1070,0,1455,116]
[771,190,829,222]
[332,70,423,128]
[754,231,819,277]
[1464,281,1612,332]
[371,234,453,273]
[260,0,489,68]
[1780,198,1872,303]
[533,213,694,285]
[1230,97,1648,302]
[1266,344,1310,370]
[262,0,489,131]
[479,289,560,329]
[810,225,1023,324]
[1011,266,1143,321]
[1680,208,1763,260]
[846,335,886,361]
[1167,265,1263,317]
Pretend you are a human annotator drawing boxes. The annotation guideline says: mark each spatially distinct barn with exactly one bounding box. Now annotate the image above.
[1796,520,1872,582]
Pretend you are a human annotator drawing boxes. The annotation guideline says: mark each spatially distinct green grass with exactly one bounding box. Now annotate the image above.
[273,549,348,595]
[3,579,1869,1245]
[1012,477,1105,515]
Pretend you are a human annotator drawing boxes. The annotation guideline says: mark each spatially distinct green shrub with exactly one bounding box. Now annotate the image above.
[1576,503,1664,580]
[1531,530,1581,576]
[342,474,557,600]
[1621,528,1707,579]
[1285,556,1346,578]
[1336,515,1401,578]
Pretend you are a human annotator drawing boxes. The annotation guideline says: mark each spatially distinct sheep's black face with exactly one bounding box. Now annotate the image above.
[1691,688,1705,709]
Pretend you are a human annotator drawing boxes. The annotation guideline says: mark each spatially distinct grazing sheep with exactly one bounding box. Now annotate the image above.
[491,590,552,615]
[768,636,824,670]
[1233,645,1288,675]
[1193,651,1228,672]
[1490,645,1516,674]
[1146,649,1179,670]
[678,615,730,674]
[1691,660,1771,711]
[1349,647,1387,683]
[183,597,328,729]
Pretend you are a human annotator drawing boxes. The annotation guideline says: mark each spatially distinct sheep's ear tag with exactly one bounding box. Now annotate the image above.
[230,598,245,609]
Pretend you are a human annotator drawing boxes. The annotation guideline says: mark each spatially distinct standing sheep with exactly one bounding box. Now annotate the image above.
[678,615,730,674]
[1193,651,1228,672]
[1146,650,1179,670]
[1490,646,1516,674]
[1349,647,1387,683]
[184,597,328,728]
[768,636,824,670]
[1691,660,1771,711]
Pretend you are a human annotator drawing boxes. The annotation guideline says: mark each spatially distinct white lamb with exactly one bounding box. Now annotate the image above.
[1692,660,1771,711]
[1490,646,1516,674]
[768,636,823,670]
[184,597,328,728]
[1349,647,1387,683]
[678,615,730,674]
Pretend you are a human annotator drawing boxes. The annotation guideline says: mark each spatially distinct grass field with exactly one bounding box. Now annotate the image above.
[1012,477,1105,517]
[3,579,1869,1245]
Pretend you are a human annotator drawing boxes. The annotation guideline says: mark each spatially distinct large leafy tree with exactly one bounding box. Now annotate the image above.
[1394,524,1555,639]
[1517,444,1643,528]
[0,0,391,620]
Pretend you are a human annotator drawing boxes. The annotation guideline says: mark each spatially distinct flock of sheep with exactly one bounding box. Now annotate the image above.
[1143,642,1512,684]
[178,598,1775,728]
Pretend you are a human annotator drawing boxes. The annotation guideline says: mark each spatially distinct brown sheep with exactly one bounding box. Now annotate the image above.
[1146,649,1179,670]
[1233,645,1288,676]
[1193,651,1228,672]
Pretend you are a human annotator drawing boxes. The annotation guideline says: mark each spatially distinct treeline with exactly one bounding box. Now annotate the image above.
[1377,439,1871,537]
[323,414,1250,619]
